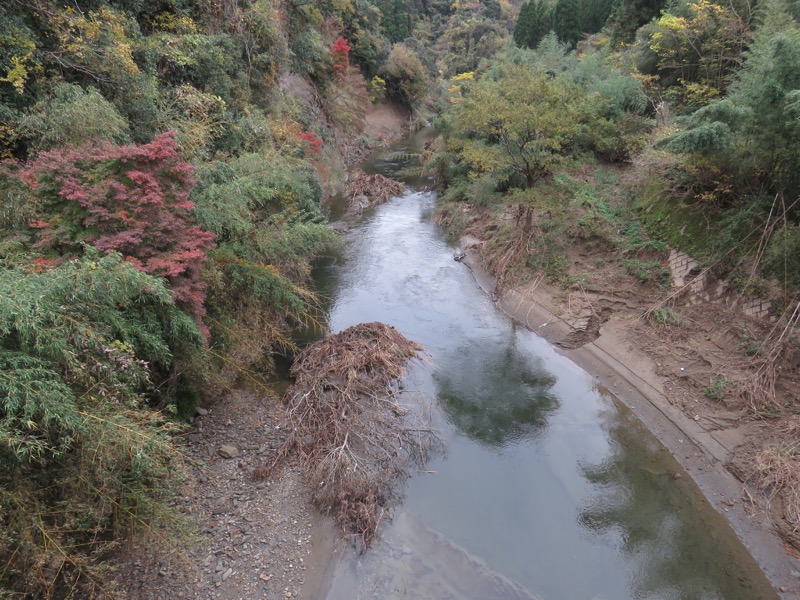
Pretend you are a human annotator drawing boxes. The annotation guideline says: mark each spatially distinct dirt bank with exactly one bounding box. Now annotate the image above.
[458,235,800,598]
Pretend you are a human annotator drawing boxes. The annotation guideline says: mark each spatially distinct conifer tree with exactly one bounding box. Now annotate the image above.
[514,1,535,47]
[535,1,554,47]
[553,0,582,46]
[514,0,552,49]
[607,0,666,43]
[582,0,614,33]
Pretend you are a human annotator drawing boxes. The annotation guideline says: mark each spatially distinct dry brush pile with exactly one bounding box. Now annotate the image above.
[254,322,439,548]
[347,170,405,209]
[729,422,800,547]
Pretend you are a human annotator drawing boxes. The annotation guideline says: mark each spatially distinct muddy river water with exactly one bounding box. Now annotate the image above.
[309,130,778,600]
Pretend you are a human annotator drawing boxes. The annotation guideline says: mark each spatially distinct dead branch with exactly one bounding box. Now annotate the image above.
[736,301,800,411]
[254,322,439,549]
[752,444,800,529]
[346,170,404,210]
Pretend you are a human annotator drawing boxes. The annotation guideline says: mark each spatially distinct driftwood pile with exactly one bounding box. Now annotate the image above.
[255,322,437,548]
[347,170,404,210]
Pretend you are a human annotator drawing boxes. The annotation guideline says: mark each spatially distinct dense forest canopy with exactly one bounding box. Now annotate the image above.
[2,0,800,594]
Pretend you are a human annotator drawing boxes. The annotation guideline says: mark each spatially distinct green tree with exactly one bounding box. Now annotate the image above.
[607,0,666,43]
[582,0,615,33]
[514,1,535,47]
[553,0,583,45]
[666,0,800,202]
[381,43,427,105]
[450,63,613,186]
[17,83,131,153]
[514,0,552,49]
[376,0,413,41]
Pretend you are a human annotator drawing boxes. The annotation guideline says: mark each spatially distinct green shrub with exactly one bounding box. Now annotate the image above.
[649,306,682,326]
[704,375,733,401]
[17,83,131,153]
[0,251,202,594]
[622,258,670,285]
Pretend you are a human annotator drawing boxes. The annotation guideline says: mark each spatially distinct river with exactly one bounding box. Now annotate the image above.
[308,129,778,600]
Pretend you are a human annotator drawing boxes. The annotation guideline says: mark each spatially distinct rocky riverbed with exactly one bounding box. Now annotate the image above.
[110,388,331,600]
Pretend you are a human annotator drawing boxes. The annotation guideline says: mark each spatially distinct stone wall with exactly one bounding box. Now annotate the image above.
[667,249,775,321]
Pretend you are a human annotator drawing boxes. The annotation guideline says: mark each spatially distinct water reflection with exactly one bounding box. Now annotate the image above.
[434,332,559,447]
[579,398,771,600]
[313,130,779,600]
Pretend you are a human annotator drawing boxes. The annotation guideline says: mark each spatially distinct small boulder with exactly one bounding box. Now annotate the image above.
[218,445,240,459]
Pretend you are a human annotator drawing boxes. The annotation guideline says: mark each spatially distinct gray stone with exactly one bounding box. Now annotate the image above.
[218,445,239,459]
[196,407,209,416]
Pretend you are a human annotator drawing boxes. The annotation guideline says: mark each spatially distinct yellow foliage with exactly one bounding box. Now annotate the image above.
[331,0,355,16]
[149,12,199,34]
[0,33,38,94]
[450,71,475,82]
[678,79,721,104]
[368,75,386,103]
[55,7,140,79]
[647,0,748,104]
[0,53,31,94]
[0,122,14,158]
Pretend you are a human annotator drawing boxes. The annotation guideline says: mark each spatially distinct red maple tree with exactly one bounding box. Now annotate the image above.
[17,132,215,330]
[330,36,351,75]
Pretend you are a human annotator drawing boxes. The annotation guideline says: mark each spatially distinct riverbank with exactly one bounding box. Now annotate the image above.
[113,123,797,600]
[458,236,800,597]
[106,103,410,600]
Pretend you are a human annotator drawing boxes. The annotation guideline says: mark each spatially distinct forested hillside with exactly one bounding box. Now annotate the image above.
[2,0,800,594]
[442,0,800,297]
[0,0,523,593]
